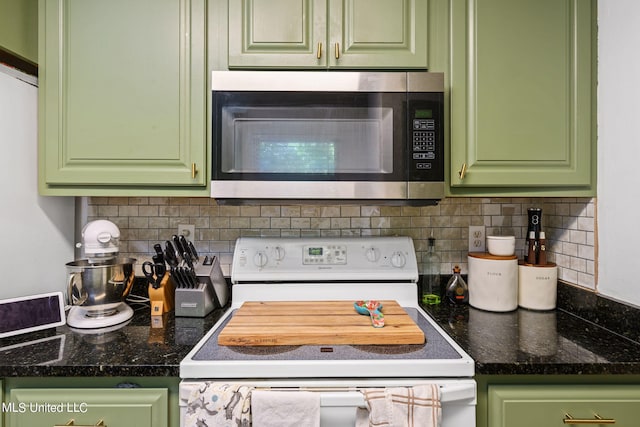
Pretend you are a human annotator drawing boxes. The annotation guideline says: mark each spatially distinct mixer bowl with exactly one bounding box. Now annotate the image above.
[66,258,136,315]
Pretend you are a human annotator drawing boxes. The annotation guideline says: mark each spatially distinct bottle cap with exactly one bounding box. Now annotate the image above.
[539,231,546,239]
[529,231,536,239]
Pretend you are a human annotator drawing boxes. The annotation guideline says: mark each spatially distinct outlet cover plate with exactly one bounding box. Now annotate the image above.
[178,224,195,239]
[469,225,486,252]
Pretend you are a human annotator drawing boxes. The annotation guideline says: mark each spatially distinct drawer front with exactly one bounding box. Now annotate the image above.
[489,385,640,427]
[6,388,167,427]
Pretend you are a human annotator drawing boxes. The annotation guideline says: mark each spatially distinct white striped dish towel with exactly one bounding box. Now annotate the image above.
[356,384,442,427]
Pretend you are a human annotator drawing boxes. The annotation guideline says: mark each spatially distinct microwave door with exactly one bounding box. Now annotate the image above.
[212,91,407,199]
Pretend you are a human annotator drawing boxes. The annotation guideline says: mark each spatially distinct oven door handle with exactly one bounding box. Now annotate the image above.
[316,383,476,407]
[320,391,366,407]
[439,383,476,403]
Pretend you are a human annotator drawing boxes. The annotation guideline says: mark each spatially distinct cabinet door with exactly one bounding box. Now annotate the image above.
[228,0,428,69]
[39,0,207,191]
[228,0,328,68]
[328,0,428,68]
[7,388,167,427]
[449,0,594,193]
[489,385,640,427]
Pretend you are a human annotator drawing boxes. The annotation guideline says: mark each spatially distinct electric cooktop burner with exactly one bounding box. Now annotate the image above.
[192,308,459,362]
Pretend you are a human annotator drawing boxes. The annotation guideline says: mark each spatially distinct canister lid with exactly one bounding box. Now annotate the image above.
[518,260,557,268]
[468,252,518,260]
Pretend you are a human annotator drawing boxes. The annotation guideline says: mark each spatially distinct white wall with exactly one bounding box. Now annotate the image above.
[597,2,640,307]
[0,66,75,299]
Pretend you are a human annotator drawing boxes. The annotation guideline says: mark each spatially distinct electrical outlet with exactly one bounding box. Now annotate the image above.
[468,225,486,253]
[178,224,195,239]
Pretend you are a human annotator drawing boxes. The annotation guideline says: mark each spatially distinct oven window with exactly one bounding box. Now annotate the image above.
[220,106,394,175]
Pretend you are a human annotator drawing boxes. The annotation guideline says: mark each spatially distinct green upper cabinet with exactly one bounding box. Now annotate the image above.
[0,0,38,64]
[38,0,208,196]
[228,0,428,69]
[449,0,596,196]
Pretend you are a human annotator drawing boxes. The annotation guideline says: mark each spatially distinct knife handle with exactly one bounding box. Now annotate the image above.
[164,241,179,267]
[172,235,184,258]
[183,252,194,270]
[188,241,200,263]
[153,243,163,257]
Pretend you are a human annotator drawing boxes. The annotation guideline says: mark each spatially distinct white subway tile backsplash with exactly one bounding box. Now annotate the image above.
[86,196,596,291]
[569,229,587,245]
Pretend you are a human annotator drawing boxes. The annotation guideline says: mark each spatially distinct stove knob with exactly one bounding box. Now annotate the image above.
[365,247,380,262]
[390,251,406,268]
[270,246,286,261]
[253,251,268,267]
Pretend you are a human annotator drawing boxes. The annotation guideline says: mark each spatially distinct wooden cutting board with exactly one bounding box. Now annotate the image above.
[217,300,425,346]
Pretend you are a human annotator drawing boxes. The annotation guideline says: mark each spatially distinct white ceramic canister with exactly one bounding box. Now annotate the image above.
[468,252,519,312]
[518,263,558,310]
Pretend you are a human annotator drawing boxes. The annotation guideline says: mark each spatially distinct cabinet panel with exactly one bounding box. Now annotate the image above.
[0,0,38,63]
[39,0,207,191]
[449,0,594,192]
[329,0,428,68]
[489,385,640,427]
[228,0,328,68]
[7,388,167,427]
[228,0,428,69]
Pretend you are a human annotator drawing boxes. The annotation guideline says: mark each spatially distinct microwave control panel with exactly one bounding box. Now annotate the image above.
[408,95,444,181]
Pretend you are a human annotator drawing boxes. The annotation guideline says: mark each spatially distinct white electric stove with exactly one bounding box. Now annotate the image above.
[180,236,475,427]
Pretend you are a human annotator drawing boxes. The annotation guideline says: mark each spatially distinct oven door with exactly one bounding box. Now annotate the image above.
[179,379,476,427]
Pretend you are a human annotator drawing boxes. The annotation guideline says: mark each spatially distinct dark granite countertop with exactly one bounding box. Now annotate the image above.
[1,281,639,378]
[0,298,226,377]
[422,282,640,375]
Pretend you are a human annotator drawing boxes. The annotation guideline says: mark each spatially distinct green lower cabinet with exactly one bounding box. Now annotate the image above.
[489,385,640,427]
[6,388,167,427]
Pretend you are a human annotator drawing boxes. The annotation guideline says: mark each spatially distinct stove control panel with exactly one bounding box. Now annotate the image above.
[232,236,419,283]
[303,244,347,265]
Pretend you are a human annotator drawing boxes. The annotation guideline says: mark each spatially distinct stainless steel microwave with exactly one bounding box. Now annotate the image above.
[210,71,445,203]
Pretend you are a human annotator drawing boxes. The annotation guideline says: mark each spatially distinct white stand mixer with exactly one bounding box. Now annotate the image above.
[66,220,135,329]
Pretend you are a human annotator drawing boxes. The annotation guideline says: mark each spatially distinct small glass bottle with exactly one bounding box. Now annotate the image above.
[445,265,469,305]
[421,237,441,305]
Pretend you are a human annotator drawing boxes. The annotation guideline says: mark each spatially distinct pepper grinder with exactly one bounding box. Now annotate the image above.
[527,207,542,238]
[525,208,542,259]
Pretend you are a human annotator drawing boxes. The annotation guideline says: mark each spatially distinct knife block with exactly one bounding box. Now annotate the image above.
[174,283,215,318]
[174,255,227,317]
[195,255,229,307]
[149,274,175,315]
